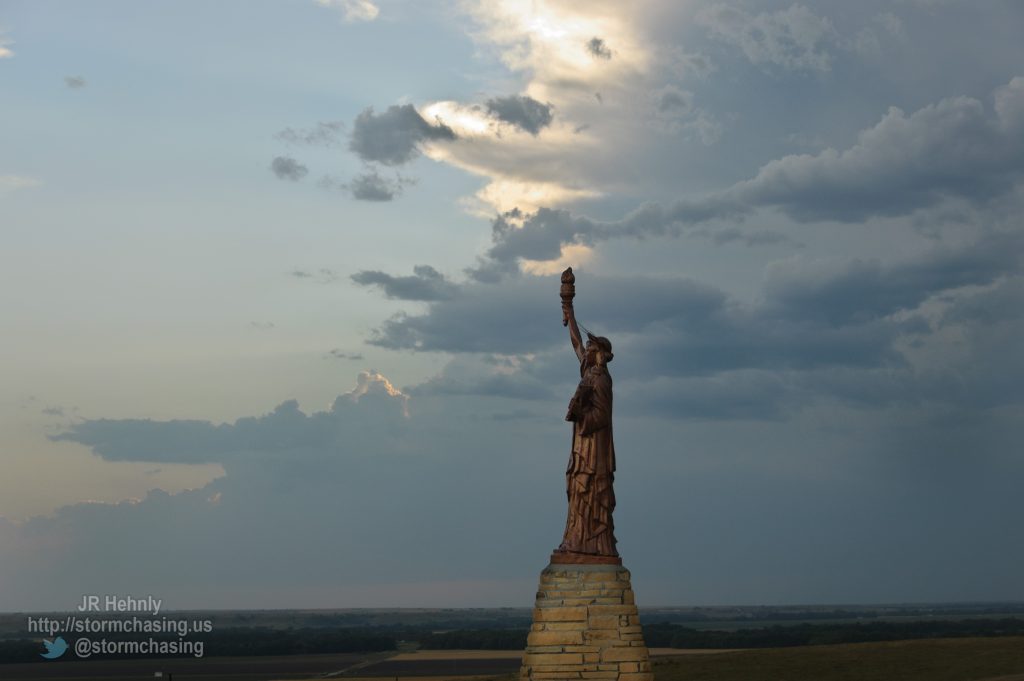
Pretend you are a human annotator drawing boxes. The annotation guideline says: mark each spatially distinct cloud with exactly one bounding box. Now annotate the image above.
[351,265,460,301]
[249,321,276,330]
[696,3,836,73]
[467,203,767,281]
[849,12,905,59]
[290,268,339,283]
[0,31,12,58]
[52,372,409,465]
[485,95,554,135]
[723,76,1024,222]
[763,232,1022,326]
[650,85,722,144]
[326,349,364,361]
[461,77,1024,273]
[63,76,86,89]
[315,0,379,22]
[586,37,612,60]
[349,104,456,166]
[348,169,410,202]
[275,120,345,147]
[407,355,555,400]
[365,273,727,355]
[363,233,1023,419]
[270,156,309,181]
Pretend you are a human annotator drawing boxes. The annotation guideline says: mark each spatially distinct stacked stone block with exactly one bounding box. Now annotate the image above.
[520,563,652,681]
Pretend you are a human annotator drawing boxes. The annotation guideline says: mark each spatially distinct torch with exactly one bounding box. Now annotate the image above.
[560,267,575,326]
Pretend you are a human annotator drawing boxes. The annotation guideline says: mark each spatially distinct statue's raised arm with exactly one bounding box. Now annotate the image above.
[560,268,585,363]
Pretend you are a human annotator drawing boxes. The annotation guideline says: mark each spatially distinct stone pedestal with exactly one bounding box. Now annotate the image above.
[520,563,652,681]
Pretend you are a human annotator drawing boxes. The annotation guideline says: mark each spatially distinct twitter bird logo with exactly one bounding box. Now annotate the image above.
[40,637,68,659]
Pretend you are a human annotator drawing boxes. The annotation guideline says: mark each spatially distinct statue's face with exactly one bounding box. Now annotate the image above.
[585,341,599,362]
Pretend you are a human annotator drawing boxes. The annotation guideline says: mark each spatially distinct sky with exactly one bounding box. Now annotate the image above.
[1,0,1022,611]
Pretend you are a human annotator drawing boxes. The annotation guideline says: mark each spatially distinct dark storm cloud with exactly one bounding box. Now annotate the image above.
[586,37,612,60]
[485,95,554,135]
[470,78,1024,272]
[270,156,308,181]
[275,120,345,147]
[764,232,1023,326]
[351,265,459,301]
[365,273,728,355]
[725,76,1024,222]
[469,202,754,280]
[408,357,555,400]
[11,375,571,610]
[363,270,917,373]
[349,104,456,165]
[53,385,409,465]
[364,231,1023,416]
[53,417,232,464]
[63,75,86,89]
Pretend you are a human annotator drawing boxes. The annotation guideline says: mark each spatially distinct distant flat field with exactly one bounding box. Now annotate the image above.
[652,636,1024,681]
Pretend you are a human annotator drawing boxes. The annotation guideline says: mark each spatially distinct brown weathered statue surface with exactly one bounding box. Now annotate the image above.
[553,268,620,564]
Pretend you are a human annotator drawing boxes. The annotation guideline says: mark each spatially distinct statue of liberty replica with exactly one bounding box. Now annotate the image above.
[556,267,618,561]
[520,268,652,681]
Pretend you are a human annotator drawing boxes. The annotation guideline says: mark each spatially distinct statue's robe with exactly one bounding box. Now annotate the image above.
[558,362,618,557]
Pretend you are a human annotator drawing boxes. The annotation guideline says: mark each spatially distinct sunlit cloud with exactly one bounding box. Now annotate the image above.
[472,179,599,216]
[421,99,601,214]
[520,243,595,275]
[461,0,649,104]
[344,369,410,417]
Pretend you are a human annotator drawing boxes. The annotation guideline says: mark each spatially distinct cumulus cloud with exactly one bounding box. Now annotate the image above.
[723,76,1024,222]
[460,77,1024,273]
[315,0,379,22]
[349,104,456,166]
[275,120,345,147]
[270,156,309,181]
[351,265,460,301]
[0,31,12,59]
[485,95,554,135]
[52,372,409,465]
[64,75,86,89]
[763,232,1023,326]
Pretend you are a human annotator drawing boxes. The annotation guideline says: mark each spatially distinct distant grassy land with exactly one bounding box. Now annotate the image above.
[651,636,1024,681]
